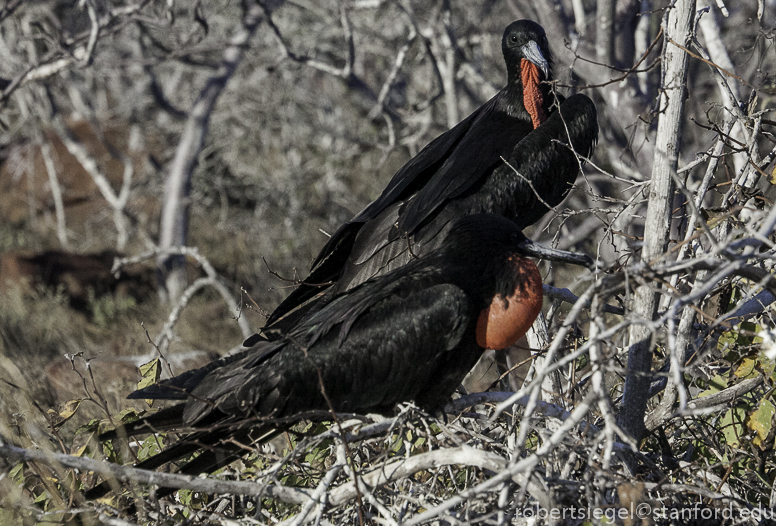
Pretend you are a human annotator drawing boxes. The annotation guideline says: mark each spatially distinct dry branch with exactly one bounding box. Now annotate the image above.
[158,0,267,302]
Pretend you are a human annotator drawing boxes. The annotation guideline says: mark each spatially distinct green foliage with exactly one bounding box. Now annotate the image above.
[748,398,775,448]
[177,489,209,517]
[136,358,162,406]
[74,418,102,437]
[0,509,24,526]
[718,322,764,362]
[720,405,747,449]
[136,433,165,461]
[680,322,776,503]
[698,374,728,396]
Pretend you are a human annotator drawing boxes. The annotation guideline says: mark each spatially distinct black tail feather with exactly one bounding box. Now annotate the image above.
[99,404,187,441]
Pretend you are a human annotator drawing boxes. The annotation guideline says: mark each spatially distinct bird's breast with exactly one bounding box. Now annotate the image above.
[475,257,542,350]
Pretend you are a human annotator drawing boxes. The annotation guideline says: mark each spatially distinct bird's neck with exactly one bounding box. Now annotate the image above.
[502,69,552,122]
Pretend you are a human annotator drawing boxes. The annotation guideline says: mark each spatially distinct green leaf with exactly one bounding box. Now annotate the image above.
[9,463,23,481]
[0,508,25,526]
[137,434,164,461]
[102,440,121,464]
[718,331,738,352]
[720,406,747,448]
[699,375,728,397]
[748,399,775,448]
[137,358,161,406]
[178,489,192,505]
[759,354,775,379]
[116,407,143,424]
[734,358,757,379]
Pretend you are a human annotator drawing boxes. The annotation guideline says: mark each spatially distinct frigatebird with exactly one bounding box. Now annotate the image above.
[264,20,598,332]
[87,214,592,498]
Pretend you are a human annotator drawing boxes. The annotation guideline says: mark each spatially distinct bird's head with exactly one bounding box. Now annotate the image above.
[502,20,553,128]
[502,20,552,81]
[443,214,591,273]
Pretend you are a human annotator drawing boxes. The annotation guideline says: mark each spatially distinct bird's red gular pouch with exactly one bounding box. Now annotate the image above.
[476,257,543,350]
[521,59,547,129]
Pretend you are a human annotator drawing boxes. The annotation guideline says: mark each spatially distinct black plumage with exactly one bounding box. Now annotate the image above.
[265,20,597,331]
[87,214,591,498]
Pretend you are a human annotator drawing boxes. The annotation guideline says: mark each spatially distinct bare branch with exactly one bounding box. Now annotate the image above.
[0,441,312,504]
[158,0,266,302]
[38,139,68,248]
[113,246,252,340]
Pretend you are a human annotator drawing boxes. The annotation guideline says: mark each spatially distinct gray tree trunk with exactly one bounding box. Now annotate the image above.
[596,0,615,66]
[617,0,696,440]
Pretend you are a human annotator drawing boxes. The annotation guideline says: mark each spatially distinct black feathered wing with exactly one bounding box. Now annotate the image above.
[265,93,510,328]
[264,94,594,329]
[184,283,475,423]
[119,273,477,429]
[126,347,274,401]
[326,94,507,251]
[395,107,534,235]
[332,93,598,291]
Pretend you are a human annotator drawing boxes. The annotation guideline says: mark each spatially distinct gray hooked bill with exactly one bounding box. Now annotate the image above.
[521,40,549,79]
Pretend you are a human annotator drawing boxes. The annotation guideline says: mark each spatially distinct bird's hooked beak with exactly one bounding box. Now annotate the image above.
[521,40,549,79]
[516,238,594,269]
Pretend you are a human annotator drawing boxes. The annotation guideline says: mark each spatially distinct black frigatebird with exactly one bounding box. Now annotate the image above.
[87,214,592,498]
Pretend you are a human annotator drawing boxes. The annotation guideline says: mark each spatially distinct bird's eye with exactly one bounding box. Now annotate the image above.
[509,34,517,43]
